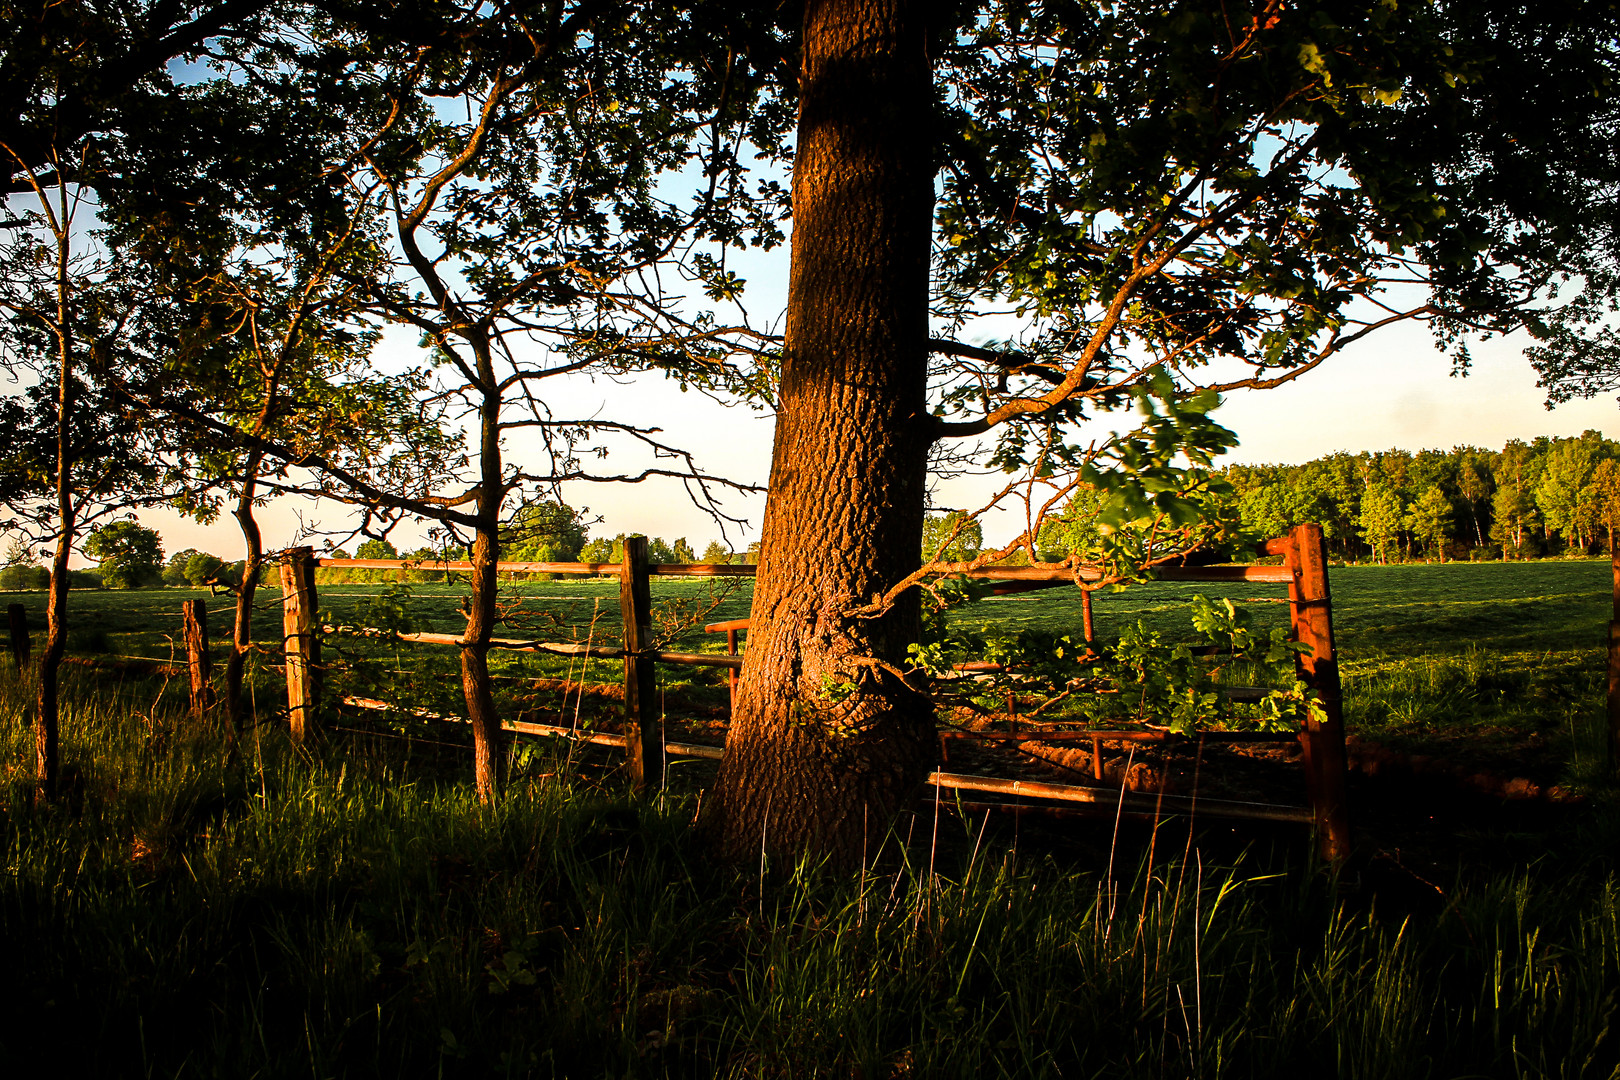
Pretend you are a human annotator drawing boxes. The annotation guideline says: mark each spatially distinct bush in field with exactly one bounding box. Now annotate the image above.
[579,533,684,565]
[355,538,398,561]
[161,549,198,586]
[160,549,240,588]
[84,521,163,589]
[184,551,225,586]
[0,563,48,590]
[503,501,587,562]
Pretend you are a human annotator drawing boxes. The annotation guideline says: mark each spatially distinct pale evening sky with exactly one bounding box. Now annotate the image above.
[134,294,1619,564]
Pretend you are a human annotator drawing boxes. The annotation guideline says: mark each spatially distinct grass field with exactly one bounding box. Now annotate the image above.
[4,558,1608,779]
[0,563,1616,1075]
[10,557,1604,664]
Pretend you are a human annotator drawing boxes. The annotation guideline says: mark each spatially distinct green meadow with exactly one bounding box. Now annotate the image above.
[7,558,1609,779]
[0,559,1616,1075]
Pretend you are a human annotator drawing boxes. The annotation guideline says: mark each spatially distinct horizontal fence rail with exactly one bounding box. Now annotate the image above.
[316,558,755,576]
[314,556,1295,584]
[324,626,746,669]
[339,696,1311,825]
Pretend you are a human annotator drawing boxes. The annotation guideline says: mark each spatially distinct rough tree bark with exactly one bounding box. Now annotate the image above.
[706,0,938,862]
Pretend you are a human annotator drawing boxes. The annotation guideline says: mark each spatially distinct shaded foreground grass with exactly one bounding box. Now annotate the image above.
[2,669,1618,1077]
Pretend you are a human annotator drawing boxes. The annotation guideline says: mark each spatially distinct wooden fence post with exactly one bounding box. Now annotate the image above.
[1287,523,1350,864]
[1609,541,1619,773]
[620,536,662,790]
[279,547,320,742]
[8,603,29,672]
[183,598,214,720]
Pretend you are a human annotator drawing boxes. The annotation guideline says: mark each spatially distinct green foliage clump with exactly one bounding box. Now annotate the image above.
[0,563,49,590]
[355,538,398,561]
[579,533,696,566]
[913,587,1314,733]
[83,520,163,589]
[1222,431,1620,563]
[922,511,983,563]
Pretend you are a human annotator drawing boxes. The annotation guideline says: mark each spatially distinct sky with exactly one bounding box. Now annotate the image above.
[132,305,1619,565]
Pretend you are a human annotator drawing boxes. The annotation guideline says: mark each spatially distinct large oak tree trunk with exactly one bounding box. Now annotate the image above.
[706,0,938,863]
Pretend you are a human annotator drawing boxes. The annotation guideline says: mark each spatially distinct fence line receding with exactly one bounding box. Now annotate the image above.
[280,522,1349,860]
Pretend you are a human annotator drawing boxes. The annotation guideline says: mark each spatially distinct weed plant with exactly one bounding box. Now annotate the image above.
[0,666,1617,1077]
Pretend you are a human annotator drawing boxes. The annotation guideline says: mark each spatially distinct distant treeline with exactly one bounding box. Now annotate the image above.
[1215,431,1620,562]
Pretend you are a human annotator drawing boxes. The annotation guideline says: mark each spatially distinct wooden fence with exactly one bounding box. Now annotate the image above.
[272,523,1351,860]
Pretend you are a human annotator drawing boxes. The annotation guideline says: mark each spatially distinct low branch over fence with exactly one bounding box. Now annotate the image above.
[325,627,744,670]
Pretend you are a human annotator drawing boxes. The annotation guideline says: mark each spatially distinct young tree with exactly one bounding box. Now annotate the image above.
[1535,432,1606,552]
[83,521,164,587]
[147,2,789,801]
[1491,484,1540,559]
[0,152,174,795]
[1404,486,1455,563]
[503,501,588,563]
[701,540,732,564]
[1592,459,1620,551]
[1455,448,1496,550]
[1360,485,1405,565]
[69,1,785,801]
[921,511,984,564]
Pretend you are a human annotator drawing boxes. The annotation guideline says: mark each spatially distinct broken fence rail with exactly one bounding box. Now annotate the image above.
[340,695,1311,825]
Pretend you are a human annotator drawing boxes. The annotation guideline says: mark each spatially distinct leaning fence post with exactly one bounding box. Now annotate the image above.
[8,603,29,672]
[620,536,662,790]
[183,598,214,720]
[1287,523,1350,863]
[279,547,320,742]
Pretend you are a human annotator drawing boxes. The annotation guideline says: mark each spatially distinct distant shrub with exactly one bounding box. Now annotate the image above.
[0,564,49,590]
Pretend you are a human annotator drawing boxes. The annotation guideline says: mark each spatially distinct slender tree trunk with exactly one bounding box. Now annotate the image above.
[37,263,74,802]
[226,460,263,735]
[706,0,938,863]
[462,367,503,801]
